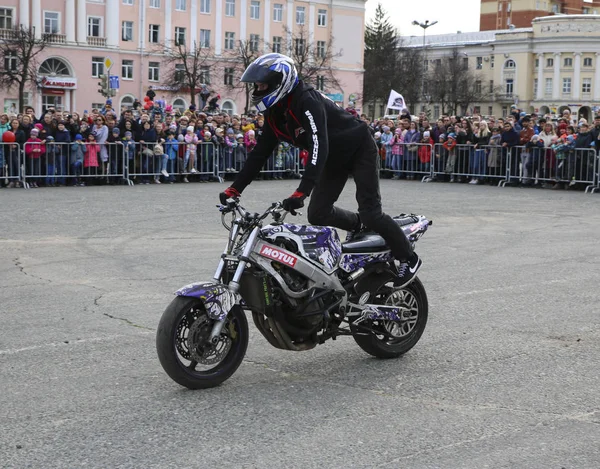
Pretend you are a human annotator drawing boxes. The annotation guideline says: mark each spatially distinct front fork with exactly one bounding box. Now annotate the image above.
[208,225,260,343]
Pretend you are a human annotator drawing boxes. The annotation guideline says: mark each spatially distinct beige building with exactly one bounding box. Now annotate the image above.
[402,14,600,121]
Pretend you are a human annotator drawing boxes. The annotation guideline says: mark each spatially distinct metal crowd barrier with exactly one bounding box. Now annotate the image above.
[1,142,22,187]
[380,142,433,182]
[587,154,600,193]
[22,141,128,188]
[218,144,300,179]
[430,143,507,185]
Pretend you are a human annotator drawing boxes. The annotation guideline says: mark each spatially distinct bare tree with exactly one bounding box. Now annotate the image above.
[0,26,50,111]
[394,42,424,114]
[281,25,342,93]
[158,41,216,107]
[428,48,491,115]
[222,38,263,114]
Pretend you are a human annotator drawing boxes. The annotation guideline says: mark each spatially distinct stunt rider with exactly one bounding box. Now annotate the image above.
[219,53,421,287]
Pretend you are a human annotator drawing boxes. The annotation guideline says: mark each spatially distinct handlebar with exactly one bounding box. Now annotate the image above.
[217,200,298,231]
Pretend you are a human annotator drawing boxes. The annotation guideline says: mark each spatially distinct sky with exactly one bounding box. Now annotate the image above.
[365,0,482,36]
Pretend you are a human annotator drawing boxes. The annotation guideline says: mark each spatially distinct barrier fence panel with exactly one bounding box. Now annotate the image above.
[587,154,600,193]
[381,143,433,182]
[127,141,217,184]
[1,142,22,187]
[217,144,300,180]
[432,143,508,185]
[22,141,128,188]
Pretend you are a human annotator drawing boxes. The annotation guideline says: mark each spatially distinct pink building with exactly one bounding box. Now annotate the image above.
[0,0,366,114]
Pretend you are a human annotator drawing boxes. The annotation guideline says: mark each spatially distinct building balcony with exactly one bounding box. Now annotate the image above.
[494,93,517,103]
[44,33,67,44]
[87,36,107,47]
[0,28,17,39]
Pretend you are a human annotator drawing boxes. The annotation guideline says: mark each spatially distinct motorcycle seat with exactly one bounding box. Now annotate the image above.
[341,216,419,254]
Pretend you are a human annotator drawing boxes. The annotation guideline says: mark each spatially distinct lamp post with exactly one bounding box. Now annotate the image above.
[412,20,438,111]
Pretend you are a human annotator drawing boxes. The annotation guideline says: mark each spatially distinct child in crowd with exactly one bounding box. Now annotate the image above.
[84,133,101,185]
[418,131,432,175]
[487,127,503,182]
[184,125,199,175]
[164,131,179,183]
[443,133,457,182]
[244,129,257,153]
[390,128,404,180]
[24,127,45,188]
[233,133,246,172]
[224,128,236,172]
[70,134,87,186]
[199,131,214,182]
[153,142,167,184]
[45,136,57,186]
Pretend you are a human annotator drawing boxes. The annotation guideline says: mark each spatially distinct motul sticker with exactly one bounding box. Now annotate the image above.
[259,245,298,267]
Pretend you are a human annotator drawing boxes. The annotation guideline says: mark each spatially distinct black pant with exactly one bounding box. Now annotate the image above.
[307,130,414,261]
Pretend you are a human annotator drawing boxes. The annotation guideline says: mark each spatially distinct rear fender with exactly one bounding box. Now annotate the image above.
[176,282,240,321]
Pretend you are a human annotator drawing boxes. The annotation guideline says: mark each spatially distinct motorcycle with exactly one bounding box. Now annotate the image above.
[156,199,432,389]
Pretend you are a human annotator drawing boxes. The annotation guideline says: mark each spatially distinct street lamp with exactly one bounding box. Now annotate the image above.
[412,20,438,111]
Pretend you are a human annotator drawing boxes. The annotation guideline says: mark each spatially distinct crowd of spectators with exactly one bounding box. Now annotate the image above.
[0,88,300,188]
[367,106,600,189]
[1,94,599,190]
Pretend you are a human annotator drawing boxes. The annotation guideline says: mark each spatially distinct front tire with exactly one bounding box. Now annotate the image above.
[351,277,428,358]
[156,296,249,389]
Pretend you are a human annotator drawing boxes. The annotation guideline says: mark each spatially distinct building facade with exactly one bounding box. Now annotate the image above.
[0,0,366,114]
[402,15,600,121]
[480,0,600,31]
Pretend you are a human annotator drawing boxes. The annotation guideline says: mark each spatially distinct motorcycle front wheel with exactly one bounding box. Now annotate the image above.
[351,277,428,359]
[156,296,249,389]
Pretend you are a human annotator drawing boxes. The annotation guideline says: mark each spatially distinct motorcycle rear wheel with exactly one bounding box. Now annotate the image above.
[156,296,249,389]
[351,277,428,359]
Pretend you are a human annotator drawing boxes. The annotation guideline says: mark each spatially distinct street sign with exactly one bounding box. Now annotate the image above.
[104,57,113,71]
[109,75,119,89]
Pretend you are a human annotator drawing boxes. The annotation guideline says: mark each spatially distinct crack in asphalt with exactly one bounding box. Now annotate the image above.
[91,291,154,331]
[12,257,52,284]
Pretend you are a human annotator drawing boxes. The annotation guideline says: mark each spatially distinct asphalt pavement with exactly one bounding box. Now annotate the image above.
[1,180,599,469]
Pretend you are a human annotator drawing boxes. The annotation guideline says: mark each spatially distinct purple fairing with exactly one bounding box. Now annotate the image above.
[261,224,342,271]
[401,218,430,242]
[338,252,393,273]
[176,281,240,320]
[357,304,405,322]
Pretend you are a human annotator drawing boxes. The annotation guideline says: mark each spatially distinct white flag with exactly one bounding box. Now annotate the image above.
[386,90,407,111]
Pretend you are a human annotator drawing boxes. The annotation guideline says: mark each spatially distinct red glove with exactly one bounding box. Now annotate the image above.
[282,191,306,215]
[219,187,240,205]
[299,150,309,167]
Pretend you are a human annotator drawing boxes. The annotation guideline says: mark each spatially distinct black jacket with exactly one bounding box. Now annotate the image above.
[231,81,368,196]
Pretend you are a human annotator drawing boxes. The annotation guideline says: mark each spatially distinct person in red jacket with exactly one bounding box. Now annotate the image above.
[418,131,432,173]
[24,127,45,187]
[219,53,421,287]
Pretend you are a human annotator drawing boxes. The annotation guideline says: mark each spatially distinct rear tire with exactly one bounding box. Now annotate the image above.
[156,296,249,389]
[351,277,428,358]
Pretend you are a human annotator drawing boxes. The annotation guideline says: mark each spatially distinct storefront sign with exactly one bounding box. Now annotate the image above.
[40,76,78,89]
[43,89,65,96]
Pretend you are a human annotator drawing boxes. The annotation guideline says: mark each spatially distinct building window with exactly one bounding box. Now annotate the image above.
[174,64,185,81]
[225,0,235,16]
[296,6,305,24]
[149,0,160,8]
[317,9,327,27]
[562,77,571,94]
[504,59,515,69]
[122,21,133,41]
[222,100,234,115]
[505,78,513,95]
[316,75,325,91]
[488,106,493,116]
[122,59,133,79]
[200,29,210,48]
[120,95,135,108]
[582,78,592,94]
[535,58,539,68]
[533,78,538,96]
[91,56,105,77]
[489,79,494,93]
[273,3,282,22]
[87,17,102,37]
[584,57,593,67]
[476,56,483,69]
[249,34,259,52]
[200,65,210,84]
[175,0,186,11]
[250,0,260,19]
[4,51,17,71]
[462,57,469,70]
[224,31,235,50]
[545,78,552,95]
[433,105,440,119]
[316,41,326,59]
[175,27,186,46]
[43,12,60,34]
[295,38,305,55]
[123,0,133,5]
[172,98,186,112]
[148,61,160,81]
[546,58,553,67]
[200,0,210,13]
[148,24,159,43]
[490,55,494,68]
[564,57,572,67]
[272,36,281,53]
[475,80,482,94]
[224,67,234,86]
[0,8,13,29]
